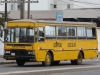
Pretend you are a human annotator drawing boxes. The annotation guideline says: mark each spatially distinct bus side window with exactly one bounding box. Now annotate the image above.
[38,27,45,41]
[45,26,56,39]
[77,27,86,39]
[57,26,67,39]
[67,26,77,39]
[92,28,96,37]
[87,28,96,39]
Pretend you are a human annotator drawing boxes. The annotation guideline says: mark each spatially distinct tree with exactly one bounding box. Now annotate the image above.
[0,12,12,43]
[0,11,12,28]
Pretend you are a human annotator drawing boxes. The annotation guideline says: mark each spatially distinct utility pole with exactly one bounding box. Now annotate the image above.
[27,0,30,19]
[5,0,7,29]
[20,0,25,19]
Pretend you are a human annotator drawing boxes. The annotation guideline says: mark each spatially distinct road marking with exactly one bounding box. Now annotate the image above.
[0,65,100,75]
[83,59,100,61]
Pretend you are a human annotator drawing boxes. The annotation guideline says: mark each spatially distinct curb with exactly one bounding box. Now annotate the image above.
[0,62,16,65]
[0,58,16,65]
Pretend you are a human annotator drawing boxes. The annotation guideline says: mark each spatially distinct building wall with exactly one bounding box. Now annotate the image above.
[0,0,74,11]
[54,0,74,10]
[25,0,49,11]
[0,0,50,11]
[73,0,100,8]
[0,0,19,11]
[1,0,100,11]
[48,0,54,10]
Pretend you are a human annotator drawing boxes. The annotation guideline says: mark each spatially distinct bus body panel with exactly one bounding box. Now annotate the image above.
[7,22,35,28]
[34,40,98,62]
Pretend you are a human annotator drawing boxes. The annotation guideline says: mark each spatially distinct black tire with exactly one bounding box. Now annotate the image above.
[71,52,83,65]
[51,61,60,65]
[16,59,25,66]
[42,52,52,66]
[71,60,75,65]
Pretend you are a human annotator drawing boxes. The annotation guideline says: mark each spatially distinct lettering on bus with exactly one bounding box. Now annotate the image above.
[67,43,76,47]
[54,41,62,47]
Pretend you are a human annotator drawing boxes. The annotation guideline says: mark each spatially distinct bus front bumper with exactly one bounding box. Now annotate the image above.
[3,50,36,61]
[4,55,36,61]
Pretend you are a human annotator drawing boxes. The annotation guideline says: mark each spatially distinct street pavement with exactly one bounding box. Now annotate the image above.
[0,54,100,65]
[0,60,100,75]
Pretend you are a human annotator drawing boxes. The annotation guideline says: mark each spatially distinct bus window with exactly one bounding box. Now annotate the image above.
[57,26,66,39]
[38,27,45,41]
[45,26,56,40]
[77,27,86,39]
[26,28,34,42]
[67,26,77,39]
[5,29,11,42]
[15,28,20,42]
[20,28,34,42]
[92,28,96,37]
[11,29,15,42]
[87,28,96,39]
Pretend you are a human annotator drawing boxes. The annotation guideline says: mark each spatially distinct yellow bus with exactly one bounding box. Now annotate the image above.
[3,19,98,66]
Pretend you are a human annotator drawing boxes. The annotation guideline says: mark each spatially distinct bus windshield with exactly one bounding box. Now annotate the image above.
[5,28,34,43]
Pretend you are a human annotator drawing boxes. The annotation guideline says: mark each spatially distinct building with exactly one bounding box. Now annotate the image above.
[53,0,74,10]
[1,0,100,11]
[0,0,20,11]
[0,0,54,11]
[0,0,74,11]
[73,0,100,8]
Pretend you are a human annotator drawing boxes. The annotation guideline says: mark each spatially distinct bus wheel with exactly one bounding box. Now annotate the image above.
[42,52,51,66]
[71,52,83,65]
[16,59,25,66]
[51,61,60,65]
[71,60,75,65]
[76,52,83,65]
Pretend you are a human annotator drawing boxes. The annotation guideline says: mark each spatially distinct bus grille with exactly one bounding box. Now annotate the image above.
[11,50,28,56]
[16,51,27,55]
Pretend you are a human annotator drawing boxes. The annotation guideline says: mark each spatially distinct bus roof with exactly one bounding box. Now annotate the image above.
[9,19,97,26]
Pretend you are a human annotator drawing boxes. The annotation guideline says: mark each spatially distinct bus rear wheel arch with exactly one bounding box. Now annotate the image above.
[71,51,83,65]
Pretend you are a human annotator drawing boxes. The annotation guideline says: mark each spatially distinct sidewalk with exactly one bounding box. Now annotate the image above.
[0,55,16,65]
[0,58,16,65]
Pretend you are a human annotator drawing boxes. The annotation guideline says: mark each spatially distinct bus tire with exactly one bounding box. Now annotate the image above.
[16,59,25,66]
[42,52,51,66]
[51,61,60,65]
[71,52,83,65]
[71,60,75,65]
[75,52,83,65]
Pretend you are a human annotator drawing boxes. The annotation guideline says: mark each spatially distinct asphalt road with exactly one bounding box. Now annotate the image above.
[0,59,100,75]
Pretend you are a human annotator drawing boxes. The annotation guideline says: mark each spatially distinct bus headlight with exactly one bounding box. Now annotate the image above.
[5,51,10,53]
[28,51,34,55]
